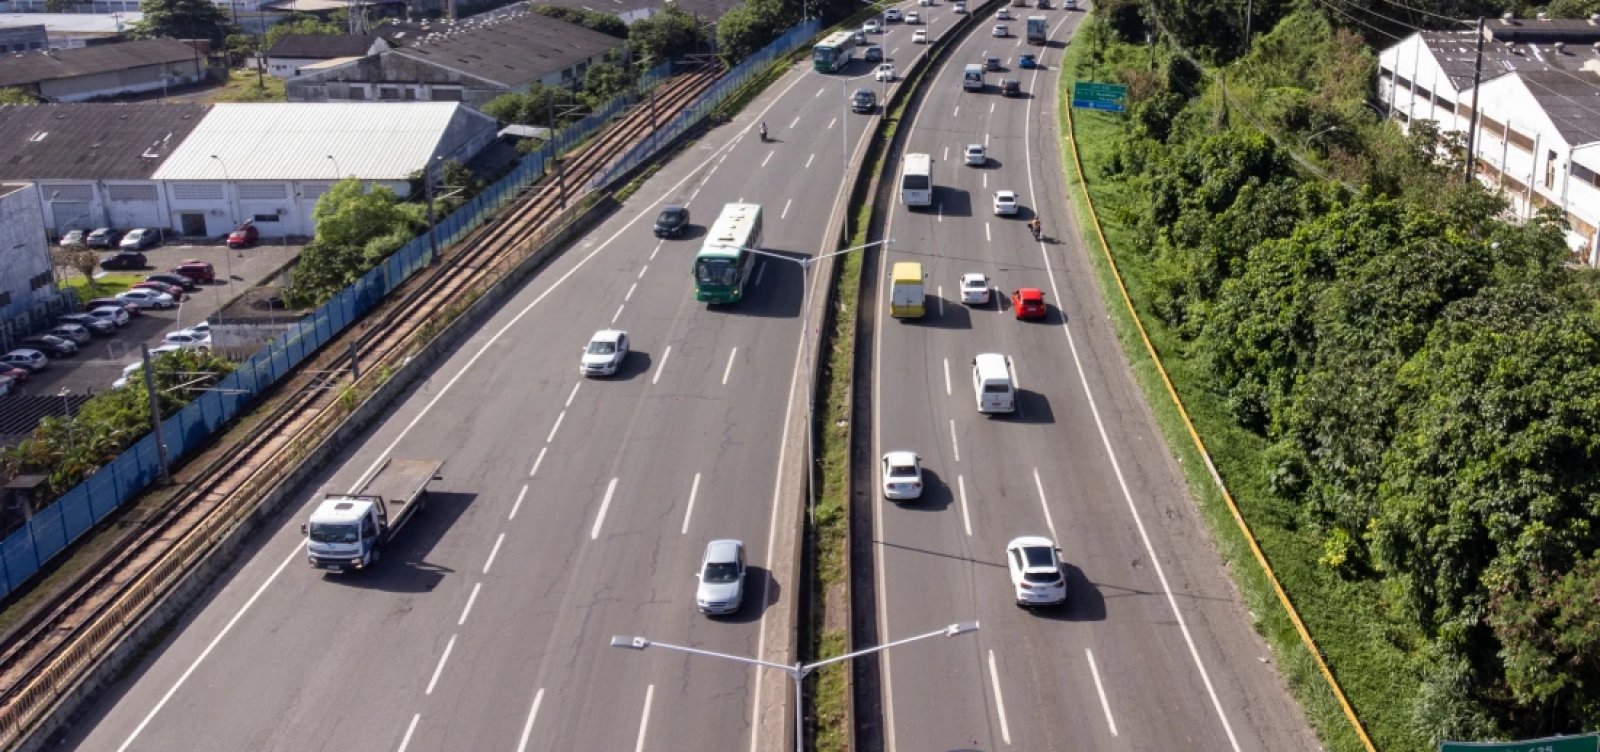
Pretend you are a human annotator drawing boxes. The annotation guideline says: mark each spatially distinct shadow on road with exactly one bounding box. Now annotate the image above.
[874,539,1006,569]
[327,491,473,593]
[1033,563,1107,622]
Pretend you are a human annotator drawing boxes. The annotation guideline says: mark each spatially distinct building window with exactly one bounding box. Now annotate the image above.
[1433,92,1452,109]
[1574,162,1599,189]
[1416,85,1432,102]
[379,86,402,100]
[252,213,281,223]
[1379,67,1393,81]
[348,86,367,100]
[1545,150,1557,189]
[430,87,463,101]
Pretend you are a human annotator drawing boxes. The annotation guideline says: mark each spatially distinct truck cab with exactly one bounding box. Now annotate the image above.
[305,499,384,572]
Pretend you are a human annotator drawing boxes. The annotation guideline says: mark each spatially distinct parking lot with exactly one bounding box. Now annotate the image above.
[21,239,302,397]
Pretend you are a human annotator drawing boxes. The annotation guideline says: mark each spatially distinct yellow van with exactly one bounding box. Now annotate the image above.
[889,262,926,318]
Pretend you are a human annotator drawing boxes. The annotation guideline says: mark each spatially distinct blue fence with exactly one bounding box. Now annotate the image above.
[0,59,681,599]
[591,20,824,190]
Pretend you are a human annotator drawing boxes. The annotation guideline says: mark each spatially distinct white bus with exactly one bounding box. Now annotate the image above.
[900,152,933,208]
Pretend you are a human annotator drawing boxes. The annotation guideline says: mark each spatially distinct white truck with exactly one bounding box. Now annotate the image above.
[302,458,442,573]
[1026,16,1048,44]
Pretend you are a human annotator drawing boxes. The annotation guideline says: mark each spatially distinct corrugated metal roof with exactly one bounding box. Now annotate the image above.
[0,38,198,89]
[0,102,209,180]
[152,102,462,181]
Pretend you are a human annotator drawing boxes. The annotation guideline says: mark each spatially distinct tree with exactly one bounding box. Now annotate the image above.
[481,83,572,128]
[631,4,704,66]
[531,5,627,38]
[50,248,98,286]
[716,0,787,63]
[285,178,422,306]
[134,0,235,45]
[0,87,36,105]
[1489,555,1600,726]
[263,14,346,51]
[581,62,634,108]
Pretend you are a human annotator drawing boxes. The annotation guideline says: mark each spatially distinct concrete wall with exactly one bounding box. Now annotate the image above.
[36,57,204,102]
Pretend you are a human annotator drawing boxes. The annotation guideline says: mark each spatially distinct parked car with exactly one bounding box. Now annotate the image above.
[162,330,211,350]
[0,365,31,383]
[86,306,131,327]
[118,227,161,250]
[695,539,746,615]
[132,281,186,299]
[87,298,141,316]
[59,313,115,335]
[112,361,143,390]
[653,206,691,238]
[99,252,147,271]
[1006,536,1068,608]
[85,227,120,249]
[174,261,216,283]
[116,289,176,310]
[580,329,630,377]
[0,349,48,372]
[58,229,85,247]
[145,273,197,292]
[851,88,877,114]
[881,451,924,501]
[1011,287,1047,319]
[227,221,258,249]
[48,323,92,344]
[20,335,76,357]
[864,46,883,63]
[186,321,211,336]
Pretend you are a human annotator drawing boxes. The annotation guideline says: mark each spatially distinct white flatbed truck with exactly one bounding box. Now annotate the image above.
[302,458,442,573]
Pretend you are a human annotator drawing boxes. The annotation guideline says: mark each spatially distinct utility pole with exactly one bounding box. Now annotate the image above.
[1463,17,1487,185]
[424,159,439,264]
[140,345,171,484]
[1243,0,1253,54]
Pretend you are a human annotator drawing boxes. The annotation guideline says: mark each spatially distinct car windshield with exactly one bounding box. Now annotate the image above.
[658,210,681,224]
[696,259,738,286]
[309,522,360,544]
[888,463,916,478]
[702,561,741,583]
[587,341,617,355]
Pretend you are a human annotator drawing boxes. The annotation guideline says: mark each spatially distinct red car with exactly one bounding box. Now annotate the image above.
[174,260,216,283]
[0,365,29,383]
[131,281,186,299]
[227,222,258,249]
[1011,288,1047,320]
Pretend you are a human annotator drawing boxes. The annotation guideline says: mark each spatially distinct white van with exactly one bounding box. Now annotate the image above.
[963,64,984,91]
[972,353,1016,414]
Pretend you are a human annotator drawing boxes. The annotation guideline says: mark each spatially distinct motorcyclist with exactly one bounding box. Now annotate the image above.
[1028,218,1041,239]
[759,121,768,141]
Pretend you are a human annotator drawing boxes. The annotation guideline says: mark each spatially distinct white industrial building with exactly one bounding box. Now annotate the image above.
[0,101,497,239]
[0,12,140,50]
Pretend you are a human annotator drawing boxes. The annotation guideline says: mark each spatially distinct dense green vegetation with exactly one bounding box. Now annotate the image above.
[283,178,425,307]
[1075,0,1600,745]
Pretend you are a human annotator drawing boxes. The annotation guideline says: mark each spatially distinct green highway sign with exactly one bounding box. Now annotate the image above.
[1071,81,1127,113]
[1440,734,1600,752]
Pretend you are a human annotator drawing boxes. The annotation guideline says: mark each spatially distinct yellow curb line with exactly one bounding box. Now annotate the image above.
[1061,88,1378,752]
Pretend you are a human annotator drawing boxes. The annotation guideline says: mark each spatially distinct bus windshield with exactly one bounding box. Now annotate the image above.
[697,259,738,287]
[813,47,838,68]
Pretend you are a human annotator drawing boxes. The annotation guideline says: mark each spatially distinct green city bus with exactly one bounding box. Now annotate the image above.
[812,31,857,72]
[694,203,763,304]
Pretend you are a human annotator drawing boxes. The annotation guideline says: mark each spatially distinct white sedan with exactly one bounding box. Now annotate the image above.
[875,63,896,82]
[881,451,923,501]
[884,7,902,20]
[162,330,211,350]
[1006,536,1068,608]
[993,23,1009,37]
[993,190,1019,215]
[116,289,176,309]
[905,10,920,23]
[960,273,990,305]
[964,143,986,165]
[580,329,630,376]
[912,29,928,43]
[864,18,880,32]
[997,7,1012,19]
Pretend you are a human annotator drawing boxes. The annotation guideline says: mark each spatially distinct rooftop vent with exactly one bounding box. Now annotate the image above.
[1554,41,1565,53]
[1502,11,1515,22]
[1535,11,1549,20]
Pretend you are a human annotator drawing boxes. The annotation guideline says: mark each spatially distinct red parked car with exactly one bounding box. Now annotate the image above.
[226,221,258,249]
[174,260,216,283]
[131,281,186,299]
[1011,288,1047,320]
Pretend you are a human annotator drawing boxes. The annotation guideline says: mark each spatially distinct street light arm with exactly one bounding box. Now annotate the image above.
[802,621,979,672]
[610,636,796,674]
[732,239,895,269]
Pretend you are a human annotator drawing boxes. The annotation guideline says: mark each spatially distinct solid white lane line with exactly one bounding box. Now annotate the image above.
[985,132,991,147]
[782,198,793,219]
[682,472,702,534]
[755,261,767,287]
[425,634,456,694]
[635,684,655,752]
[511,484,528,520]
[943,357,951,396]
[983,172,988,189]
[987,650,1012,745]
[762,151,774,167]
[529,447,546,478]
[990,101,996,113]
[591,477,619,539]
[515,688,546,752]
[937,201,943,222]
[943,146,949,161]
[638,264,649,279]
[396,713,421,752]
[805,153,815,169]
[546,411,566,443]
[958,474,972,536]
[116,544,304,752]
[566,382,581,408]
[985,222,992,243]
[949,419,960,461]
[722,347,738,385]
[625,282,638,302]
[612,303,625,324]
[1087,648,1119,736]
[483,532,505,574]
[953,105,960,118]
[815,86,825,97]
[652,345,672,385]
[458,582,481,626]
[1032,468,1058,539]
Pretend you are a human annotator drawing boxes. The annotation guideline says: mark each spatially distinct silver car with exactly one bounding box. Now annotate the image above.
[696,539,746,615]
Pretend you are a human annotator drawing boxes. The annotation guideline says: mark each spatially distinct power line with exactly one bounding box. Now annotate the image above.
[1368,0,1472,27]
[1313,0,1405,42]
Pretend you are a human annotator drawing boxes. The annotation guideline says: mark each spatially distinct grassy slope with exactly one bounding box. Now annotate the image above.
[1054,38,1425,752]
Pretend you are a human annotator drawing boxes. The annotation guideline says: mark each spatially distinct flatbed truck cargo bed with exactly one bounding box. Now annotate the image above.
[302,458,442,573]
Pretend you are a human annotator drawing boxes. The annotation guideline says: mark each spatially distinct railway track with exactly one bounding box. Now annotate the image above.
[0,62,722,744]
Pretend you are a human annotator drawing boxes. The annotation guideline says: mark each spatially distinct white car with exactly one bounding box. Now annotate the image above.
[997,7,1012,19]
[881,451,923,501]
[1006,536,1068,608]
[912,29,928,43]
[695,539,746,615]
[0,349,48,372]
[905,10,920,23]
[162,330,211,350]
[875,63,896,82]
[993,190,1019,215]
[580,329,630,376]
[993,23,1009,36]
[87,306,130,327]
[112,361,143,389]
[116,289,176,310]
[960,273,990,305]
[964,143,986,165]
[186,321,211,336]
[884,7,902,20]
[864,18,880,32]
[918,0,931,5]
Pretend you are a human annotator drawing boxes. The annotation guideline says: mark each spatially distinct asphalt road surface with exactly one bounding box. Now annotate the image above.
[868,5,1322,751]
[59,12,936,751]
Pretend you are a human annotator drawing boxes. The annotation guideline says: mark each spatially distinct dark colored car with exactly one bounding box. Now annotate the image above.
[227,221,258,249]
[145,272,198,292]
[864,46,883,63]
[85,227,120,249]
[1018,53,1037,69]
[174,260,216,283]
[852,88,877,113]
[1000,78,1021,97]
[20,335,77,357]
[59,313,115,336]
[653,206,690,238]
[100,252,148,271]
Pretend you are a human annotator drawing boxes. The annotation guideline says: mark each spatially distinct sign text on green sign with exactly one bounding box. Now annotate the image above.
[1440,733,1600,752]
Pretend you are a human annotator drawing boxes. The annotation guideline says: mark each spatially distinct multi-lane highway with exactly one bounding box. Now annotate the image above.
[57,12,936,752]
[869,4,1321,750]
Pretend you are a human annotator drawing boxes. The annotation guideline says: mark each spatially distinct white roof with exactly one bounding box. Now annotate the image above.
[152,103,466,181]
[0,12,142,34]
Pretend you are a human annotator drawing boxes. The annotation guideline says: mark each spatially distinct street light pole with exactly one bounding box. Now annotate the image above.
[612,620,977,752]
[325,153,342,180]
[209,155,238,323]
